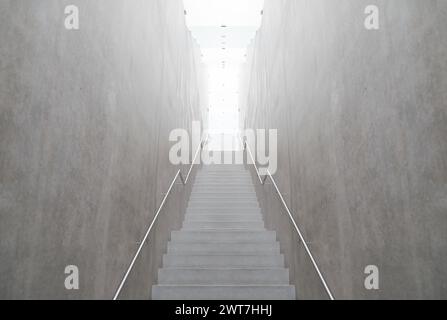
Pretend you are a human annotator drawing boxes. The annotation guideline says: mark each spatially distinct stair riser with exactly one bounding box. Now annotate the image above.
[196,175,251,178]
[186,213,263,218]
[188,204,260,208]
[185,213,262,217]
[196,179,252,181]
[192,185,255,189]
[193,186,255,190]
[188,202,259,207]
[171,232,277,242]
[198,174,249,176]
[189,195,257,199]
[167,249,280,255]
[191,189,255,192]
[187,210,261,215]
[163,255,285,268]
[191,190,256,194]
[189,196,257,200]
[182,228,266,232]
[184,216,263,222]
[201,167,247,171]
[187,210,261,214]
[194,181,254,183]
[183,221,265,229]
[152,286,296,300]
[189,198,258,202]
[193,186,255,188]
[167,243,280,254]
[158,269,290,285]
[183,221,265,226]
[195,178,252,181]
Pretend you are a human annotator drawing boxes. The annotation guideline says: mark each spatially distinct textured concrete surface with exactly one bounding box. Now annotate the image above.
[241,0,447,299]
[0,0,205,299]
[153,165,296,300]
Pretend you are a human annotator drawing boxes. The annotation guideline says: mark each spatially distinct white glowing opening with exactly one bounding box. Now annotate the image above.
[183,0,264,150]
[183,0,264,27]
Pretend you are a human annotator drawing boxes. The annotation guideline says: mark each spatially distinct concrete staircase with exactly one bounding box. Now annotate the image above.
[152,165,296,300]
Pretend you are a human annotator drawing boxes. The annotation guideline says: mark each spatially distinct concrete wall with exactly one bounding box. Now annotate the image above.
[0,0,205,299]
[241,0,447,299]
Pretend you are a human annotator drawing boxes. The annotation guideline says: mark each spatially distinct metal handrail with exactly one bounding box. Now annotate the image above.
[113,137,207,300]
[241,138,335,300]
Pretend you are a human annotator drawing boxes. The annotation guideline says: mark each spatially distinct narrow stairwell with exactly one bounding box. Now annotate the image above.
[152,165,296,300]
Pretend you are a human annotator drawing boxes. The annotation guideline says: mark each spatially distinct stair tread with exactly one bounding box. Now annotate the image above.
[153,286,296,300]
[170,240,278,244]
[159,267,288,270]
[164,254,284,258]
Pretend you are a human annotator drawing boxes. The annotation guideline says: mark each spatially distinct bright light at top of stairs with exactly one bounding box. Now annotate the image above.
[183,0,264,27]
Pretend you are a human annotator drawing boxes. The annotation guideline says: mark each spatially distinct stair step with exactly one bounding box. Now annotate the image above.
[198,173,249,176]
[194,179,253,187]
[197,171,250,177]
[184,214,263,222]
[194,182,254,185]
[194,180,252,183]
[182,221,265,230]
[197,170,249,172]
[193,186,255,188]
[189,200,259,205]
[189,198,258,203]
[196,174,251,177]
[158,268,290,285]
[187,211,260,215]
[190,193,256,197]
[198,168,248,171]
[190,194,257,198]
[195,178,252,181]
[197,174,249,177]
[187,209,261,214]
[189,197,258,201]
[182,228,267,232]
[186,207,261,214]
[195,182,253,185]
[191,189,256,194]
[167,242,280,254]
[171,231,277,242]
[193,185,255,189]
[188,203,260,208]
[152,285,296,300]
[163,254,285,268]
[195,177,251,181]
[192,185,255,189]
